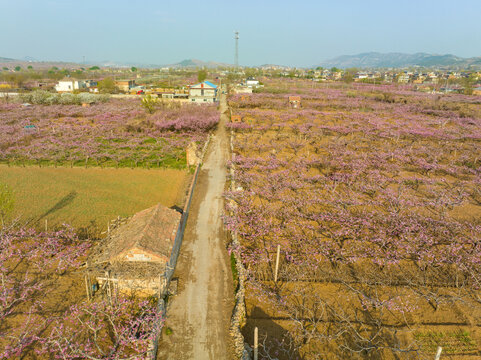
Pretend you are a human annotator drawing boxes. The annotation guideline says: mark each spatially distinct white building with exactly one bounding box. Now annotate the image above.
[189,81,218,103]
[55,79,87,92]
[245,77,260,88]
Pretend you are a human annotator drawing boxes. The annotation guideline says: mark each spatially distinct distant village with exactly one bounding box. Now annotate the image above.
[1,63,481,99]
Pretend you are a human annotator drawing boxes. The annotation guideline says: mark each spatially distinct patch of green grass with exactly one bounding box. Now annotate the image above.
[0,165,188,237]
[414,330,477,354]
[142,137,157,144]
[230,253,239,286]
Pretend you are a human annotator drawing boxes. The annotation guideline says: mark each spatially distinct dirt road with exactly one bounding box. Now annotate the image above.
[157,90,234,359]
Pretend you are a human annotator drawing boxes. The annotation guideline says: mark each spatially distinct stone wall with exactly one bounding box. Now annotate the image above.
[228,129,251,360]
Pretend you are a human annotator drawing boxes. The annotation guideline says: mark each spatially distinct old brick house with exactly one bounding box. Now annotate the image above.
[91,204,181,294]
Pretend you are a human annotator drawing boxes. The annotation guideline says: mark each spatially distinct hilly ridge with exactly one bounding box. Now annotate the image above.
[320,52,481,69]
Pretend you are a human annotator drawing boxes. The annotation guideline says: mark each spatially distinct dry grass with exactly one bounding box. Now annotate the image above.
[0,165,189,236]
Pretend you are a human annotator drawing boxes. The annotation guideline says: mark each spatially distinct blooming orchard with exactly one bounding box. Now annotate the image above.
[225,81,481,358]
[0,99,219,168]
[0,226,162,359]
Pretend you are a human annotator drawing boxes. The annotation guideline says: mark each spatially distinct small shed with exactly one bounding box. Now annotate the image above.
[288,96,301,108]
[231,115,242,123]
[89,204,181,295]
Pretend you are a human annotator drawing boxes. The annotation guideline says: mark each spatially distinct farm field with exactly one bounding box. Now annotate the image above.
[0,226,162,359]
[0,165,189,237]
[0,98,218,168]
[0,95,218,358]
[225,80,481,359]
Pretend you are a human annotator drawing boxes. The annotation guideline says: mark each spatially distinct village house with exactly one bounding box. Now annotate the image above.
[354,72,368,81]
[115,79,136,92]
[55,79,87,92]
[332,71,343,80]
[397,73,411,83]
[189,81,218,103]
[245,77,260,88]
[151,87,189,99]
[54,79,98,92]
[90,203,181,295]
[233,83,253,94]
[85,79,98,88]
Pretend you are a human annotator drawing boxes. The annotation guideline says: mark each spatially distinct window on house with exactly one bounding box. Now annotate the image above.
[201,89,204,96]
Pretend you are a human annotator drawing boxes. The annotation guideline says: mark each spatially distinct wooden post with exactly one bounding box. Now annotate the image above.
[106,271,112,306]
[45,219,48,232]
[159,274,163,298]
[254,327,258,360]
[84,274,91,301]
[435,347,442,360]
[85,261,91,301]
[107,222,110,235]
[274,244,280,283]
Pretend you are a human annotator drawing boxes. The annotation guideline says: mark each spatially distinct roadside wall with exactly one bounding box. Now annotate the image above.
[228,129,251,360]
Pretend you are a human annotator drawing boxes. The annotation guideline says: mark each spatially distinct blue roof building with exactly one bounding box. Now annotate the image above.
[189,81,218,103]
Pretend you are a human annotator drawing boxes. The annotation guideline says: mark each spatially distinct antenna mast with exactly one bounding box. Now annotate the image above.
[234,31,239,67]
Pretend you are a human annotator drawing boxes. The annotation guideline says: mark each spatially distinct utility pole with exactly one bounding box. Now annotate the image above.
[234,31,239,67]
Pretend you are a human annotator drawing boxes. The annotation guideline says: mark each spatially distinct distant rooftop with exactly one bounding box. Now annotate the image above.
[191,80,217,89]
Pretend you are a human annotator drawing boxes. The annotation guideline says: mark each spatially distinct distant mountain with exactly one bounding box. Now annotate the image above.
[319,52,481,69]
[0,56,85,69]
[259,64,292,70]
[0,57,16,62]
[23,56,39,62]
[81,58,233,69]
[168,59,233,68]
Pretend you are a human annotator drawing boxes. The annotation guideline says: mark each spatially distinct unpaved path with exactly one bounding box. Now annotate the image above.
[157,90,233,359]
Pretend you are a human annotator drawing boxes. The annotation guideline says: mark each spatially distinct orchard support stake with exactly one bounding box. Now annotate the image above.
[274,244,280,283]
[106,271,112,306]
[435,347,442,360]
[159,274,163,298]
[84,274,91,301]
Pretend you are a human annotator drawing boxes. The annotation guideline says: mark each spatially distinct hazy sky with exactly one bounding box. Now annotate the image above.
[1,0,480,67]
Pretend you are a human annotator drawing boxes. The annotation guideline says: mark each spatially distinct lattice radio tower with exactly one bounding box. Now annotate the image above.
[234,31,239,67]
